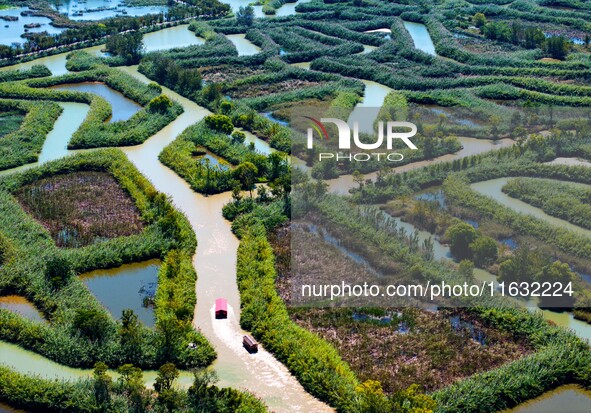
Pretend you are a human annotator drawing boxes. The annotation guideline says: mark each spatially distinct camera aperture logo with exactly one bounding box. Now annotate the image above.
[305,117,418,162]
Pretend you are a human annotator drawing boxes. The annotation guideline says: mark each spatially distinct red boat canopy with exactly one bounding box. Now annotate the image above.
[215,298,228,314]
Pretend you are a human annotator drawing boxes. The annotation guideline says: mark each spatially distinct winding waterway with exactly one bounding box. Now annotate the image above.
[119,66,331,412]
[327,137,515,194]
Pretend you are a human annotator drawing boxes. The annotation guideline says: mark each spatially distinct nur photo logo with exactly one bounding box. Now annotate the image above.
[304,116,419,162]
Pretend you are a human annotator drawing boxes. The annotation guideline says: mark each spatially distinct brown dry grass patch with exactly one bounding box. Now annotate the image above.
[15,171,144,248]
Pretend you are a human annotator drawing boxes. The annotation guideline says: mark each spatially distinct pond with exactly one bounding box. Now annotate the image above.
[195,151,232,170]
[142,24,205,53]
[502,385,591,413]
[403,21,436,56]
[0,296,45,323]
[226,34,261,56]
[51,0,166,21]
[50,82,142,122]
[0,7,66,46]
[80,259,160,327]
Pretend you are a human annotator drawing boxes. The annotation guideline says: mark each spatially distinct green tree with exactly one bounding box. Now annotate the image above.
[117,364,148,413]
[187,370,219,411]
[93,362,112,412]
[234,162,259,197]
[73,308,111,342]
[147,95,172,114]
[236,5,255,26]
[119,309,143,363]
[544,36,571,60]
[202,83,223,103]
[390,384,436,413]
[155,363,181,412]
[537,261,575,308]
[482,21,511,42]
[231,130,246,144]
[353,170,364,190]
[472,12,487,28]
[498,248,544,283]
[204,114,234,134]
[445,222,478,261]
[469,236,498,267]
[105,31,144,64]
[458,259,474,280]
[45,254,73,289]
[353,380,391,413]
[155,363,180,392]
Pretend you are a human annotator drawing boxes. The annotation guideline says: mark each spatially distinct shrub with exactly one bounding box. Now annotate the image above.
[204,114,234,134]
[445,222,478,261]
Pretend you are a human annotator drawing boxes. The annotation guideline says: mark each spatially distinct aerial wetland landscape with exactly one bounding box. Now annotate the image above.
[2,0,591,411]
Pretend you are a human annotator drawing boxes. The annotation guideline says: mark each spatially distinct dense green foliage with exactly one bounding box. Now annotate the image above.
[0,65,51,83]
[0,364,267,413]
[235,215,360,412]
[0,99,62,171]
[159,120,286,194]
[105,32,145,64]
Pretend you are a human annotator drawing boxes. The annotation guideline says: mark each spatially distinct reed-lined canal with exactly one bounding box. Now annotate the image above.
[50,82,142,122]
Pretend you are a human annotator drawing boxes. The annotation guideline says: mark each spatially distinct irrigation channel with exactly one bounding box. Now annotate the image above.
[0,16,588,413]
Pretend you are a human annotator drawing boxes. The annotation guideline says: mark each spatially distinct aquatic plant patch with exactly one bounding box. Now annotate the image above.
[15,171,145,248]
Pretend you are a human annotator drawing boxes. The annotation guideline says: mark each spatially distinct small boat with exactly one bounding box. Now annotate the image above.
[243,335,258,353]
[215,298,227,319]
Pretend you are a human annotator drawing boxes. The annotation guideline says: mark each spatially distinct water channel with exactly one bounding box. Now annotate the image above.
[226,33,261,56]
[50,82,142,122]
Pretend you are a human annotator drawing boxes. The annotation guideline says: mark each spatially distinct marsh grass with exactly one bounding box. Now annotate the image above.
[15,171,144,248]
[0,111,24,138]
[289,307,532,394]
